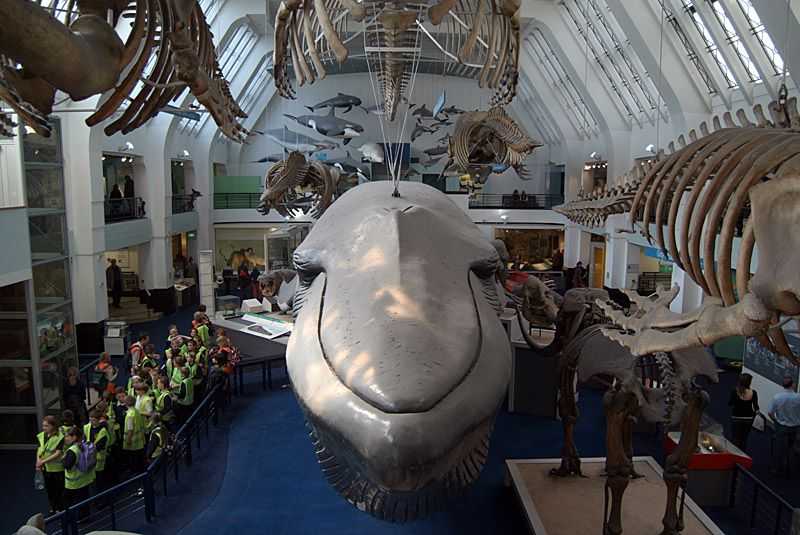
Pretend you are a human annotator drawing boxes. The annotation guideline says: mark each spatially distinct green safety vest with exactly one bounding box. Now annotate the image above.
[196,346,207,366]
[197,325,210,346]
[140,356,157,369]
[149,426,167,459]
[123,407,146,451]
[155,390,174,421]
[171,367,183,386]
[177,377,194,406]
[126,377,135,397]
[189,363,203,386]
[60,424,72,436]
[64,444,95,490]
[37,431,64,473]
[83,424,108,472]
[166,357,174,378]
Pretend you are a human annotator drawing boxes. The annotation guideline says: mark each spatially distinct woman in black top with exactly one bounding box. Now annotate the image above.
[729,373,759,452]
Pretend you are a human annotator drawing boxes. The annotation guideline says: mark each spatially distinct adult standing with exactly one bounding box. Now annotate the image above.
[36,416,64,514]
[106,258,123,309]
[123,175,134,199]
[769,377,800,474]
[63,368,88,425]
[728,373,759,452]
[129,333,149,369]
[573,261,587,289]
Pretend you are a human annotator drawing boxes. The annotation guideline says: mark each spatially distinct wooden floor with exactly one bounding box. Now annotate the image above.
[506,457,725,535]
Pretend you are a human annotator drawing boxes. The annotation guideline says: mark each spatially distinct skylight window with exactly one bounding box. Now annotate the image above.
[681,1,738,88]
[526,29,598,139]
[654,0,718,94]
[708,0,760,82]
[735,0,786,76]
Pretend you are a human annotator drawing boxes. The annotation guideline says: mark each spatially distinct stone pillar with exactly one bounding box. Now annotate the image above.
[670,265,705,314]
[564,225,591,268]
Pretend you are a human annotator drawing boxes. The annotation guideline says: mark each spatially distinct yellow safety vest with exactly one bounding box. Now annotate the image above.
[36,431,64,473]
[177,377,194,406]
[149,426,167,460]
[83,423,108,472]
[123,407,146,451]
[64,444,95,490]
[155,390,174,421]
[105,406,118,448]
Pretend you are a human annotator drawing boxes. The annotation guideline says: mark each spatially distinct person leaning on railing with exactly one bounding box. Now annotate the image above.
[36,415,65,514]
[155,375,176,430]
[175,366,195,425]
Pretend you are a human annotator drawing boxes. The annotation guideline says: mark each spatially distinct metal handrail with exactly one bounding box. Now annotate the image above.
[731,463,795,535]
[42,382,225,534]
[171,194,198,214]
[213,192,262,209]
[104,197,145,223]
[468,193,564,210]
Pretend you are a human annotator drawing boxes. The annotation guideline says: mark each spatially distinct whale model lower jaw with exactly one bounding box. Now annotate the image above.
[302,403,496,522]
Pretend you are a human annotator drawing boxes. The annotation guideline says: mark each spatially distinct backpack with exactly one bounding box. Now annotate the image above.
[77,440,97,473]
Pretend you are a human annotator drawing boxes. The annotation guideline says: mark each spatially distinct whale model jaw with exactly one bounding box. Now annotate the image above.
[285,181,511,522]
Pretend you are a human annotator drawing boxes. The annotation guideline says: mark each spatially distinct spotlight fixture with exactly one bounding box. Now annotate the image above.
[118,141,135,152]
[589,151,600,160]
[645,144,656,154]
[181,149,190,158]
[500,214,508,221]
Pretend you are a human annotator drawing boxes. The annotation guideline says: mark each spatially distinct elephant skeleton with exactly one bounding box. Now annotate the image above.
[258,151,345,219]
[272,0,522,119]
[0,0,247,141]
[514,277,717,535]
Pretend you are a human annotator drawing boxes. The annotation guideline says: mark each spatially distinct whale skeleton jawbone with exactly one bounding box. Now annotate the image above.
[302,404,495,522]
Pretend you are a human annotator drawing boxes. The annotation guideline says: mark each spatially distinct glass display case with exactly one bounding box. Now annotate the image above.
[32,259,70,310]
[36,305,75,360]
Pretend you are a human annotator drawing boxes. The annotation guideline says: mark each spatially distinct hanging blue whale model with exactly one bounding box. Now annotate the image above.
[286,181,512,522]
[284,108,365,145]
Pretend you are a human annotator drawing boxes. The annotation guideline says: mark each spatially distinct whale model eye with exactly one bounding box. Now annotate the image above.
[471,255,500,279]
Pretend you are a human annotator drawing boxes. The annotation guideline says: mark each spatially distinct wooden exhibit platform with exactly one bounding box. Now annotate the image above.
[506,457,725,535]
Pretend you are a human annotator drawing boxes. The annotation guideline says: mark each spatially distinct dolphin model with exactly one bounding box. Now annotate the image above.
[410,122,436,142]
[441,105,466,115]
[266,127,338,153]
[356,142,385,163]
[360,104,386,116]
[306,93,362,113]
[411,103,434,119]
[287,181,511,521]
[284,108,365,145]
[423,145,448,157]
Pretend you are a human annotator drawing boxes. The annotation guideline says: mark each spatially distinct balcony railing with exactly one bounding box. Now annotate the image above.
[172,194,198,214]
[468,193,564,210]
[214,192,262,209]
[104,197,145,223]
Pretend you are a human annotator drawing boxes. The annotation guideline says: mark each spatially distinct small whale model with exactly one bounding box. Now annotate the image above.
[360,104,386,116]
[441,105,466,115]
[411,122,437,142]
[411,104,434,119]
[284,108,365,145]
[306,93,363,113]
[265,126,337,153]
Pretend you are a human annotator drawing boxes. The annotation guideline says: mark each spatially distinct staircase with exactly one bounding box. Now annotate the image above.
[108,296,163,324]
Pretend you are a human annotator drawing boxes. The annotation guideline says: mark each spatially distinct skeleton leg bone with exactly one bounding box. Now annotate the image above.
[603,386,639,535]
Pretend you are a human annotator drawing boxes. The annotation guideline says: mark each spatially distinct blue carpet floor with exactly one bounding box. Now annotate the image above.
[5,301,800,534]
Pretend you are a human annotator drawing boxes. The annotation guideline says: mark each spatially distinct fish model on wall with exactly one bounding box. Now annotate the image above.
[284,108,365,145]
[306,93,363,113]
[265,126,338,153]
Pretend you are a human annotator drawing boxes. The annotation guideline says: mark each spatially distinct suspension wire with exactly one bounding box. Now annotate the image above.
[655,0,666,154]
[781,0,793,90]
[580,0,591,140]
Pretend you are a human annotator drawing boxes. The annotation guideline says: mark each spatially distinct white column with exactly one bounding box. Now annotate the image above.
[670,265,705,314]
[199,249,215,315]
[564,225,591,268]
[604,235,630,289]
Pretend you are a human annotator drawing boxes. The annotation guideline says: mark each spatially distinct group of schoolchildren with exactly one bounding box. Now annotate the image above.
[35,305,238,516]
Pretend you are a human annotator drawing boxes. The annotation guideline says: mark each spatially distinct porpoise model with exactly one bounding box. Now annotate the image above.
[411,103,434,119]
[410,122,436,142]
[286,181,512,521]
[306,93,362,113]
[356,142,385,163]
[423,145,448,157]
[360,104,386,116]
[284,108,365,145]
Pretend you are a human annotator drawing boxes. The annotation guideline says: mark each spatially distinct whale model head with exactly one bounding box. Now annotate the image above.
[286,181,512,522]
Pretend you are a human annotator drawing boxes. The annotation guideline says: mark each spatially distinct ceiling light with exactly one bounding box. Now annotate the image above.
[270,227,279,232]
[645,144,655,154]
[119,141,134,152]
[24,125,36,135]
[500,214,508,221]
[181,149,190,158]
[589,151,600,160]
